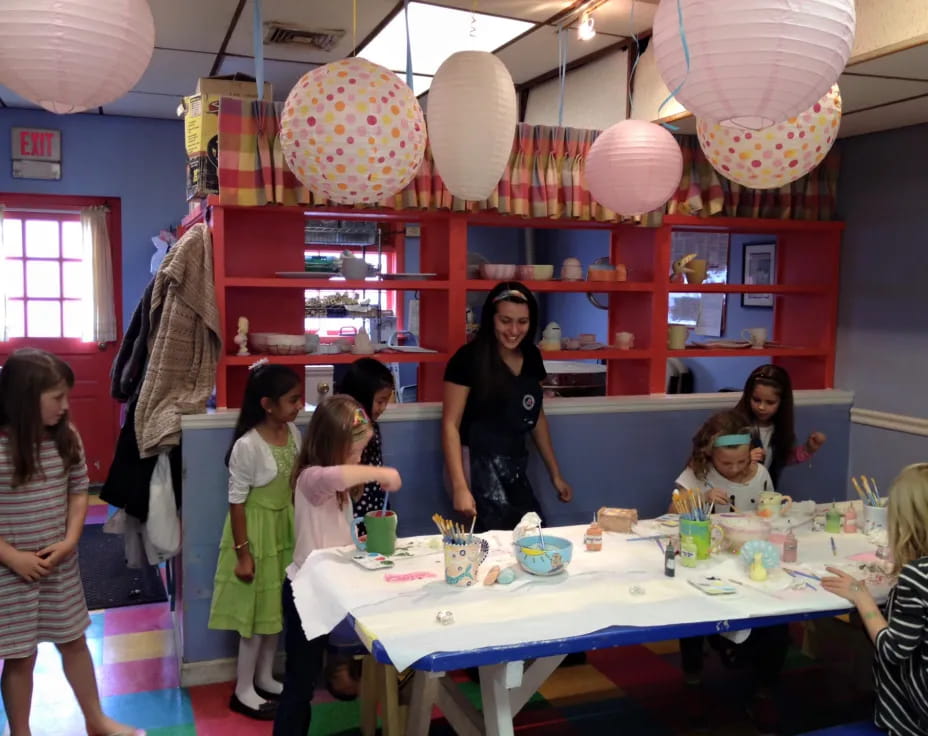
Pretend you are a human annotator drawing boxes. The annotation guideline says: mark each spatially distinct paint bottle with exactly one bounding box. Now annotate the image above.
[782,528,798,563]
[584,517,603,552]
[825,504,842,534]
[664,540,676,577]
[844,505,857,534]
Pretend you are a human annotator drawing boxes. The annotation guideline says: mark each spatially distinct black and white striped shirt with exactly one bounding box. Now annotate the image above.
[874,556,928,735]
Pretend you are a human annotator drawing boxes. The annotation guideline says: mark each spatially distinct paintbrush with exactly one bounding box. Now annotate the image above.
[851,476,866,502]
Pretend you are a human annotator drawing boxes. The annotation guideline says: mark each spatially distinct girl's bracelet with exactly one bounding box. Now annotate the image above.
[233,540,250,551]
[862,610,881,621]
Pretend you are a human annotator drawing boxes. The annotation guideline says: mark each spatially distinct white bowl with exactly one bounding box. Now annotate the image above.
[340,258,370,280]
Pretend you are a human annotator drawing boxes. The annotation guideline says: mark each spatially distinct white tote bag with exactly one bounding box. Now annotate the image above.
[145,452,181,560]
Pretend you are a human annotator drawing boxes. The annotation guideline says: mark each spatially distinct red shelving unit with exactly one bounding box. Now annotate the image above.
[200,196,842,407]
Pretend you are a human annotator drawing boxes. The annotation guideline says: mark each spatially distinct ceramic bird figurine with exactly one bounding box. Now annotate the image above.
[670,253,698,283]
[749,552,769,582]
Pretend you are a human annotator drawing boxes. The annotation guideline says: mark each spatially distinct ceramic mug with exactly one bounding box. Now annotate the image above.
[741,327,767,349]
[668,323,689,350]
[756,491,793,518]
[443,538,489,587]
[351,510,398,555]
[614,263,628,282]
[615,331,635,350]
[685,258,708,285]
[863,504,888,534]
[679,519,712,560]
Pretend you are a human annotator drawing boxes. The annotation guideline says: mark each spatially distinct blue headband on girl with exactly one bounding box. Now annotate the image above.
[714,433,751,448]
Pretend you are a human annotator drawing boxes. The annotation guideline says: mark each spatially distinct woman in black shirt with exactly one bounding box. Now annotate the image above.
[442,282,572,531]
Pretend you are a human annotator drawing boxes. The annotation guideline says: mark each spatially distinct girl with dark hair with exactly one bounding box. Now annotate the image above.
[441,281,572,532]
[0,348,144,736]
[335,358,395,521]
[208,361,303,720]
[734,364,826,485]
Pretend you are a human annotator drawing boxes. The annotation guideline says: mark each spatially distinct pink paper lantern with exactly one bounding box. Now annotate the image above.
[698,85,841,189]
[653,0,855,129]
[585,120,683,217]
[0,0,155,114]
[280,58,426,205]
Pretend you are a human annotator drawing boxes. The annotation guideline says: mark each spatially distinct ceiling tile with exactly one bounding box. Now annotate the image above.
[838,73,928,113]
[496,24,627,85]
[151,0,234,53]
[225,0,396,63]
[135,49,216,97]
[845,41,928,81]
[101,91,185,120]
[839,94,928,137]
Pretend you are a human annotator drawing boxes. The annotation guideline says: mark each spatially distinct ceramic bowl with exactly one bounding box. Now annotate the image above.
[516,265,535,280]
[480,263,516,280]
[532,264,554,280]
[716,514,771,553]
[513,535,573,576]
[252,333,305,355]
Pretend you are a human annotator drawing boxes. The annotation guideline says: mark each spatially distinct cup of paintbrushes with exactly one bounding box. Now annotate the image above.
[679,519,712,560]
[862,503,888,535]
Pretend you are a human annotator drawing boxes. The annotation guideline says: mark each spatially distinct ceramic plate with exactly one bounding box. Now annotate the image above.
[381,273,437,280]
[690,340,752,349]
[276,271,336,279]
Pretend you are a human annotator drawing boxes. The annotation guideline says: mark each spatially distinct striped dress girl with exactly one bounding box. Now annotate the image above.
[0,434,90,658]
[873,556,928,735]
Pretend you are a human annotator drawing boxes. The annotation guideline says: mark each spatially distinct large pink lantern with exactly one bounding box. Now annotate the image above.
[698,85,841,189]
[0,0,155,114]
[281,58,426,205]
[585,120,683,217]
[653,0,854,129]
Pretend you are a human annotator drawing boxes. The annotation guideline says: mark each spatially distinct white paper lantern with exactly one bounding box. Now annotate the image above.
[427,51,517,201]
[698,85,841,189]
[653,0,855,129]
[280,58,427,205]
[585,120,683,217]
[0,0,155,114]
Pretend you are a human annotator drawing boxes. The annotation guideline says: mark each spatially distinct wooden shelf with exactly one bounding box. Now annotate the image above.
[224,277,449,290]
[467,280,654,292]
[223,351,449,366]
[667,347,827,358]
[669,283,828,294]
[541,349,651,360]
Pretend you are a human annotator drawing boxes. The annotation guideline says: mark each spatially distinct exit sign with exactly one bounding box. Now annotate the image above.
[11,127,61,180]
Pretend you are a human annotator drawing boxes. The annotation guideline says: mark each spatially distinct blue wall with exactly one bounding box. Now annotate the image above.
[180,399,851,664]
[834,123,928,483]
[0,109,187,325]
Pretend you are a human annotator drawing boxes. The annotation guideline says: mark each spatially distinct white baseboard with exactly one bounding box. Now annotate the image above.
[850,408,928,437]
[180,651,287,688]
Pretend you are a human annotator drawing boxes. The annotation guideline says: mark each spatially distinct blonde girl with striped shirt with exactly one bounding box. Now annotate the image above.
[0,349,143,736]
[823,463,928,736]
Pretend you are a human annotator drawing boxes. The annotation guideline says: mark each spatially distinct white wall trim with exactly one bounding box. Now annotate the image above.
[181,390,854,430]
[850,408,928,437]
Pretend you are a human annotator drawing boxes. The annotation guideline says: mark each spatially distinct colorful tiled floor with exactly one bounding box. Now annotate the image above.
[0,499,875,734]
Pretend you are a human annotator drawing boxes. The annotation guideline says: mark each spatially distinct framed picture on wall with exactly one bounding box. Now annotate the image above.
[742,242,776,307]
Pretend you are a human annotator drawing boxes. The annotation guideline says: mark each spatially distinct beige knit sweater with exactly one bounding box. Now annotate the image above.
[135,223,222,458]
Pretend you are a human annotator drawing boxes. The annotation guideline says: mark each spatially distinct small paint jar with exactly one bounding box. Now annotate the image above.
[584,520,603,552]
[825,506,842,534]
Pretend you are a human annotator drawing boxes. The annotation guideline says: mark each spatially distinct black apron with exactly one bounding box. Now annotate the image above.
[466,374,543,533]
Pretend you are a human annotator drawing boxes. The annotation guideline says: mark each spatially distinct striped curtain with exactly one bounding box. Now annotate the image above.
[216,99,840,221]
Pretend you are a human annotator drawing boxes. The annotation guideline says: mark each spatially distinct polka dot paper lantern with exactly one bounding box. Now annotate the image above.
[585,120,683,217]
[280,58,426,205]
[698,84,841,189]
[0,0,155,114]
[653,0,854,129]
[427,51,518,201]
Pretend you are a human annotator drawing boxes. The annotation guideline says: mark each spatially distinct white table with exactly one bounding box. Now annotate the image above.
[294,523,885,736]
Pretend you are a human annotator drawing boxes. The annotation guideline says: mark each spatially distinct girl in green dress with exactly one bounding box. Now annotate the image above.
[208,362,303,720]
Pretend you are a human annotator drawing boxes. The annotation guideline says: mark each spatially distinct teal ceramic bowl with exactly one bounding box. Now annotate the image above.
[514,535,573,576]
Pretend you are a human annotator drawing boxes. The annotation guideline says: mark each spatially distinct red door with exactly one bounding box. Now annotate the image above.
[0,194,122,484]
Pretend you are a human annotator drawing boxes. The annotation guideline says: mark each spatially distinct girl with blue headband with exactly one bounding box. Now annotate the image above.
[675,410,774,513]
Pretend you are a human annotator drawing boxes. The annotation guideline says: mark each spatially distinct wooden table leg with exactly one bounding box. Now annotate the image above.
[359,655,379,736]
[406,671,441,736]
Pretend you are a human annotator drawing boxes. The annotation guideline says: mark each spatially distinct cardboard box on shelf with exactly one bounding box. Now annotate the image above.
[183,74,274,200]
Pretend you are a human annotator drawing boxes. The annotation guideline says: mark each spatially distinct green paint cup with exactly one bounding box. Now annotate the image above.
[352,510,398,556]
[679,519,711,561]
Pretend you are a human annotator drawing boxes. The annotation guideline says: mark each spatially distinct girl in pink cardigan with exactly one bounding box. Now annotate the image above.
[274,395,401,736]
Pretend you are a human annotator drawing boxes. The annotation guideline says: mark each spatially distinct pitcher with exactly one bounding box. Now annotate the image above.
[756,491,792,518]
[351,510,398,555]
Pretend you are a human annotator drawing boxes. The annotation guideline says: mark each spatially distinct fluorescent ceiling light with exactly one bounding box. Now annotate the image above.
[359,1,534,94]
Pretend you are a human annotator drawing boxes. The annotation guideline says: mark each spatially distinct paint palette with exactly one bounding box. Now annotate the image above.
[341,537,443,570]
